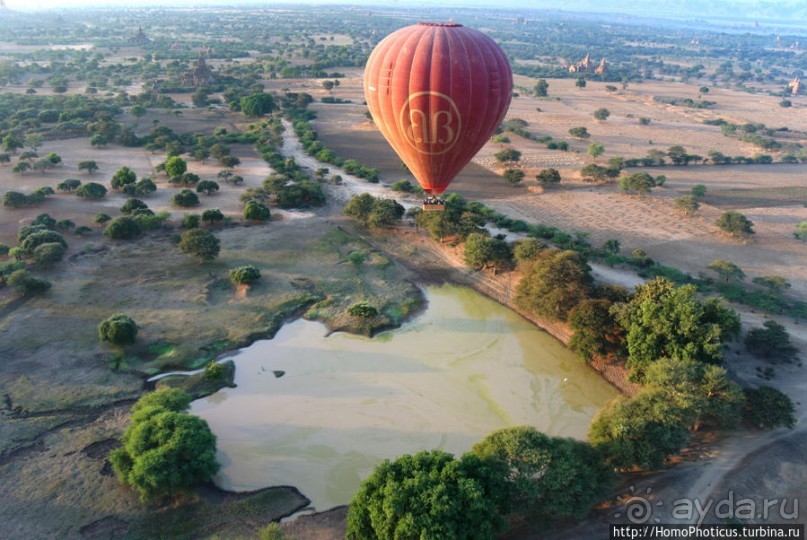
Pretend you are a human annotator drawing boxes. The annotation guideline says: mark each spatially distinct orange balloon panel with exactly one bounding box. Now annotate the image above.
[364,23,513,195]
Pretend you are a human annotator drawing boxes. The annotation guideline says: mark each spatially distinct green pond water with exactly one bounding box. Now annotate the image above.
[190,284,618,510]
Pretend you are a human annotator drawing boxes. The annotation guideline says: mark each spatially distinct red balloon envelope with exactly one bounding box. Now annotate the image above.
[364,23,513,196]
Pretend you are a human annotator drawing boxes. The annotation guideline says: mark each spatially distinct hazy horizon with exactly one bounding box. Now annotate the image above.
[3,0,807,23]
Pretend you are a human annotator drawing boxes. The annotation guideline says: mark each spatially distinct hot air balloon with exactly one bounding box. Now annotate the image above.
[364,23,513,210]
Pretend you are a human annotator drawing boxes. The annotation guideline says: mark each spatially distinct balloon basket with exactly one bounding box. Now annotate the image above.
[422,198,445,211]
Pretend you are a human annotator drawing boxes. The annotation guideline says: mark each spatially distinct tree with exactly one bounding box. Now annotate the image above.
[674,195,700,216]
[202,208,224,225]
[593,108,610,121]
[90,134,108,148]
[569,299,621,361]
[133,177,157,197]
[691,184,707,198]
[707,259,745,283]
[240,93,276,117]
[534,79,548,97]
[495,148,521,164]
[346,450,509,540]
[7,269,51,296]
[464,233,494,270]
[589,390,692,470]
[568,126,590,139]
[575,78,587,88]
[2,134,23,154]
[109,388,219,501]
[98,313,138,346]
[57,178,82,193]
[321,80,335,91]
[587,143,605,158]
[121,198,149,215]
[33,242,66,265]
[715,211,754,239]
[130,104,147,118]
[741,386,796,429]
[794,221,807,240]
[111,166,137,191]
[173,189,199,207]
[752,275,791,294]
[619,172,656,194]
[503,168,525,185]
[229,265,261,286]
[611,277,741,381]
[219,155,240,169]
[164,156,187,177]
[536,168,561,186]
[471,427,613,522]
[12,161,31,174]
[516,249,592,321]
[244,200,271,221]
[104,216,142,240]
[21,230,67,253]
[367,198,404,228]
[196,180,220,196]
[78,160,99,174]
[639,117,651,125]
[179,229,220,263]
[745,320,798,362]
[24,133,43,151]
[513,239,546,263]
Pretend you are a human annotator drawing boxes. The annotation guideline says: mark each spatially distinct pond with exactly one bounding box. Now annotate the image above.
[190,284,618,510]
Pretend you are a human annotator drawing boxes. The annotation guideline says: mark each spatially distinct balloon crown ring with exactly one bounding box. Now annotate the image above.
[418,22,462,27]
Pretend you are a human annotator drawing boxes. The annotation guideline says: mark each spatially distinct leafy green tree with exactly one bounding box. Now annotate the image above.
[173,189,199,207]
[569,299,621,362]
[516,249,592,321]
[244,200,271,221]
[674,195,700,216]
[794,221,807,240]
[94,213,111,225]
[90,134,108,148]
[536,168,561,185]
[202,208,224,225]
[109,388,219,501]
[7,269,51,296]
[367,198,404,228]
[346,450,509,540]
[745,320,798,362]
[644,358,744,430]
[57,178,82,192]
[21,230,67,253]
[121,198,149,215]
[182,214,200,229]
[98,313,138,346]
[179,229,220,263]
[219,155,241,169]
[196,180,220,196]
[588,143,605,158]
[716,211,754,239]
[612,277,741,381]
[464,233,494,270]
[2,134,23,153]
[691,184,707,197]
[78,160,99,174]
[495,148,521,163]
[240,93,276,117]
[589,390,692,470]
[568,126,590,139]
[707,259,745,283]
[104,216,142,240]
[513,238,546,263]
[503,168,525,185]
[33,242,66,265]
[619,172,656,194]
[164,156,187,177]
[752,275,791,294]
[593,108,610,121]
[229,265,261,286]
[471,427,613,522]
[534,79,549,97]
[110,166,137,191]
[12,161,30,174]
[133,177,157,197]
[575,78,587,88]
[741,386,796,429]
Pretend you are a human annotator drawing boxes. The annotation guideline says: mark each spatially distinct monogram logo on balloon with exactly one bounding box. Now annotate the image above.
[399,92,462,155]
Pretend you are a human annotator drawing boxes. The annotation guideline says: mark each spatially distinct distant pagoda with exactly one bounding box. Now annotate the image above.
[129,26,150,45]
[182,50,216,87]
[787,77,802,95]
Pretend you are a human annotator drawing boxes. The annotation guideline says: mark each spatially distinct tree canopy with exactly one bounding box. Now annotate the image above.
[98,313,138,346]
[179,229,220,263]
[516,249,592,321]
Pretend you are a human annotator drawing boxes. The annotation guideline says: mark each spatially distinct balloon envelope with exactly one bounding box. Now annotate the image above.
[364,23,513,195]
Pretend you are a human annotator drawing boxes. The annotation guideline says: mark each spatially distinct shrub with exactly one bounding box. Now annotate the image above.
[7,269,51,296]
[20,230,67,253]
[76,182,107,199]
[742,386,796,429]
[98,313,138,346]
[173,189,199,207]
[202,208,224,224]
[178,229,220,263]
[104,216,142,240]
[745,320,798,362]
[347,302,378,318]
[33,242,66,265]
[244,200,271,221]
[121,198,149,215]
[716,211,754,239]
[229,265,261,285]
[182,213,201,229]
